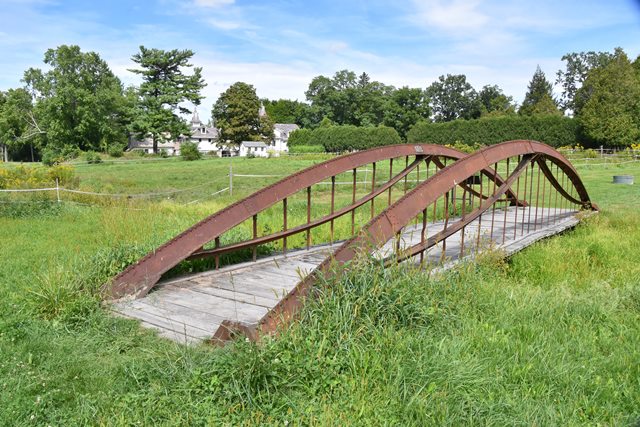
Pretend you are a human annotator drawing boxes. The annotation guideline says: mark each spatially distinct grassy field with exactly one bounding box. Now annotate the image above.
[1,156,639,425]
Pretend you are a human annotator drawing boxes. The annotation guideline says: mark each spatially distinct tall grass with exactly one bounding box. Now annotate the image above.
[0,161,639,425]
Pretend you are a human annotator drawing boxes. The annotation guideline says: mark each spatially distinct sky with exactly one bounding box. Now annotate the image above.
[1,0,640,119]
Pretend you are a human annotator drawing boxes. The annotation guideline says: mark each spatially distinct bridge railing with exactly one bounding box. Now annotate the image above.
[104,144,519,300]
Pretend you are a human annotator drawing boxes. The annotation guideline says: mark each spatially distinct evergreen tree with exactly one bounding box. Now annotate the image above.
[519,66,560,116]
[578,52,640,147]
[129,46,206,153]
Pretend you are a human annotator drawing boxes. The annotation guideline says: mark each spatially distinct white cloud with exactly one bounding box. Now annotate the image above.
[204,18,243,30]
[410,0,489,33]
[193,0,234,8]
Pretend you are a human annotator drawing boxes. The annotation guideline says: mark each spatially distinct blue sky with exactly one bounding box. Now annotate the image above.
[1,0,640,118]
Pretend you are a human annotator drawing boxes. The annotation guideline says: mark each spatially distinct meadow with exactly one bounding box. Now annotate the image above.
[1,154,639,425]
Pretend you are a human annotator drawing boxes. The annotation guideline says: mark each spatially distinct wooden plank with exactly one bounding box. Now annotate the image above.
[145,286,269,323]
[115,306,212,339]
[162,283,279,308]
[118,298,226,332]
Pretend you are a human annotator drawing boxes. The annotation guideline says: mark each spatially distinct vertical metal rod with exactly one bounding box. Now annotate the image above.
[306,186,311,250]
[414,163,421,227]
[441,191,449,262]
[546,162,553,226]
[489,162,498,242]
[283,198,288,254]
[460,185,467,258]
[502,157,510,244]
[526,162,534,234]
[214,236,220,269]
[553,163,559,224]
[351,168,356,235]
[540,160,547,226]
[514,155,522,239]
[370,162,376,219]
[404,156,409,194]
[533,160,541,231]
[388,158,393,206]
[476,173,483,251]
[330,175,335,244]
[252,214,258,261]
[420,206,427,265]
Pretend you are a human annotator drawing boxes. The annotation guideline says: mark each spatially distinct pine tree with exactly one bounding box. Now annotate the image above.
[129,46,206,153]
[519,66,560,116]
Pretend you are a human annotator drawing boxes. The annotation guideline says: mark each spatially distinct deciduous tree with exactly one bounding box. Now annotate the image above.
[213,82,274,146]
[23,45,130,153]
[426,74,481,122]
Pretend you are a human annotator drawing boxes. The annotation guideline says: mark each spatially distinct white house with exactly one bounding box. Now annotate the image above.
[128,108,298,157]
[239,141,269,157]
[272,123,299,154]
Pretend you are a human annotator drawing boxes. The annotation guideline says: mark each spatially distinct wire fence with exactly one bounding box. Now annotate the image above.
[2,152,638,212]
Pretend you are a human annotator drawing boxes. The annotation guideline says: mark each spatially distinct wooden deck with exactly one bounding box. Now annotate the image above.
[113,207,581,344]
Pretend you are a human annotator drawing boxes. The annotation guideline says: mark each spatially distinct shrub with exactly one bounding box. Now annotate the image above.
[181,142,202,161]
[407,115,578,148]
[288,128,314,146]
[107,145,124,158]
[41,147,65,166]
[288,145,325,154]
[306,125,402,152]
[85,151,102,164]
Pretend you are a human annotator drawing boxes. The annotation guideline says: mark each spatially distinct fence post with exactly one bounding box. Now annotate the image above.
[229,161,233,197]
[56,178,61,203]
[600,146,603,158]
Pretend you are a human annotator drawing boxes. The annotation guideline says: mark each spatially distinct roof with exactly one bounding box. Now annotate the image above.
[190,127,219,139]
[240,141,268,148]
[274,123,299,133]
[128,136,176,149]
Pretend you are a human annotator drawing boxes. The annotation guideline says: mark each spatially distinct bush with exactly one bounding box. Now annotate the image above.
[85,151,102,164]
[288,145,325,153]
[305,125,402,152]
[107,145,124,158]
[181,142,202,161]
[407,115,579,148]
[41,147,65,166]
[287,128,314,146]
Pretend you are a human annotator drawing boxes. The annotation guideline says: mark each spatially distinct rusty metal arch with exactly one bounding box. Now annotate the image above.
[248,140,597,340]
[106,143,521,300]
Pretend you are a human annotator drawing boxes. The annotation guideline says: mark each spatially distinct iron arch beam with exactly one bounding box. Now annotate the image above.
[105,144,471,300]
[253,140,596,338]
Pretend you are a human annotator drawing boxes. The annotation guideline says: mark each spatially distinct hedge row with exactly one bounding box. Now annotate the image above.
[407,115,578,148]
[288,125,402,152]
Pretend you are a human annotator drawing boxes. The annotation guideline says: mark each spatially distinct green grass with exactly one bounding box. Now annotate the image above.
[0,158,639,425]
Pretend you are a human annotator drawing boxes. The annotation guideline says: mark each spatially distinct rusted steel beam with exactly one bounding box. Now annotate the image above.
[104,144,467,300]
[251,140,596,340]
[186,157,423,260]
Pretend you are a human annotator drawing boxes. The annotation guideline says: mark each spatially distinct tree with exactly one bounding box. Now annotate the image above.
[556,49,620,113]
[129,46,206,153]
[23,45,130,154]
[304,69,392,127]
[262,99,310,125]
[577,52,640,147]
[213,82,274,146]
[478,85,516,117]
[426,74,482,122]
[0,88,34,161]
[382,86,431,139]
[519,66,560,116]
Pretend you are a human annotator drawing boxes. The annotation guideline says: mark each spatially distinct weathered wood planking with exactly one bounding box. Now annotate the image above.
[113,207,581,344]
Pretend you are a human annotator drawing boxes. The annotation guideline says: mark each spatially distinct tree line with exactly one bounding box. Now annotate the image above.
[1,44,638,162]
